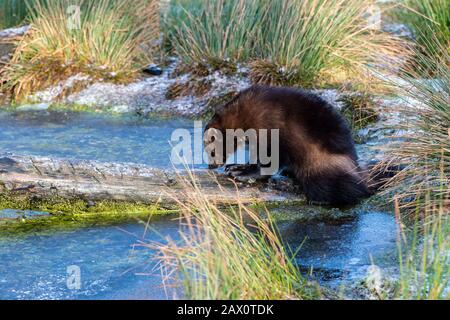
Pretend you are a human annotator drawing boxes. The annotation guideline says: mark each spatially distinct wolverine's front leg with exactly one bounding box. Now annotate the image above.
[225,163,261,176]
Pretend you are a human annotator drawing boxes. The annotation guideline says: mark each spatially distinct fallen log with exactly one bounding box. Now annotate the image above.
[0,154,300,205]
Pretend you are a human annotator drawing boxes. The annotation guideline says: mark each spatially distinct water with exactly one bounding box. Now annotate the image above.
[0,110,204,168]
[0,209,49,220]
[0,109,254,168]
[279,211,398,286]
[0,215,182,300]
[0,211,398,300]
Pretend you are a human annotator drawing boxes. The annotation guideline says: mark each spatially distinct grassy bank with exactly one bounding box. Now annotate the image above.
[395,197,449,300]
[166,0,406,88]
[378,41,449,216]
[392,0,449,66]
[1,0,160,101]
[375,40,449,300]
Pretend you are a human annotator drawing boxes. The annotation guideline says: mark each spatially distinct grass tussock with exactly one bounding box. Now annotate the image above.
[150,169,314,300]
[395,197,449,300]
[165,0,262,66]
[166,0,408,88]
[1,0,160,101]
[392,0,450,65]
[377,42,449,215]
[339,92,379,131]
[253,0,407,88]
[0,0,29,29]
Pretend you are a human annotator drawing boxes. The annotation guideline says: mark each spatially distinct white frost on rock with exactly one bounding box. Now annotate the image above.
[313,89,345,109]
[59,62,251,116]
[32,74,92,103]
[0,25,29,38]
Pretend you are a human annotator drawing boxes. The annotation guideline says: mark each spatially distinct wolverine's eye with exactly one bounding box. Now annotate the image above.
[211,151,216,157]
[211,136,216,142]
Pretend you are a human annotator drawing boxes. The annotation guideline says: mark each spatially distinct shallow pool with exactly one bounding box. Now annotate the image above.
[0,216,181,300]
[279,211,398,286]
[0,110,204,168]
[0,210,398,300]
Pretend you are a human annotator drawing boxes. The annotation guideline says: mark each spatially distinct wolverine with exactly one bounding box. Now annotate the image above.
[204,85,374,206]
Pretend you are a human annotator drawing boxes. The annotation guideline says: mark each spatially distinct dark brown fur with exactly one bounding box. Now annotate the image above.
[205,85,373,206]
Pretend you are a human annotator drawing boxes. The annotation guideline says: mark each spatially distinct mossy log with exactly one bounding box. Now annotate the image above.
[0,155,299,205]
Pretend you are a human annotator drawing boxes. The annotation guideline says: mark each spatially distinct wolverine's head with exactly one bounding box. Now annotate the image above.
[204,113,226,169]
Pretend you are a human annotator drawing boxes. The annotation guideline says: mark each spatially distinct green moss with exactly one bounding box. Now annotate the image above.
[0,193,179,236]
[0,193,178,214]
[47,103,98,113]
[253,195,395,224]
[264,202,356,223]
[0,209,177,237]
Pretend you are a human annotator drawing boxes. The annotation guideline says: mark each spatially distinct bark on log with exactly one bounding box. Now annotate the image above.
[0,155,300,204]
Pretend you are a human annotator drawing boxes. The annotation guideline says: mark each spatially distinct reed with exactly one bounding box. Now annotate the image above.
[150,169,315,300]
[377,40,449,216]
[166,0,407,88]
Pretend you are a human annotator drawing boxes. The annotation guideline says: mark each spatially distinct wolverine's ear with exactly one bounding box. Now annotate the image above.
[215,91,239,114]
[205,114,222,130]
[212,114,222,126]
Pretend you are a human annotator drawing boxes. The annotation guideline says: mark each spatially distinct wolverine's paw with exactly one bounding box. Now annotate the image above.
[224,164,268,184]
[225,164,259,176]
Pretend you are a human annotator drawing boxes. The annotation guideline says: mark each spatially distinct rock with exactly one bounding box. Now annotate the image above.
[0,26,28,65]
[0,43,15,63]
[86,200,96,208]
[382,23,414,40]
[0,25,29,39]
[313,89,344,110]
[20,60,347,118]
[0,157,17,167]
[55,61,251,117]
[143,64,163,76]
[110,105,132,113]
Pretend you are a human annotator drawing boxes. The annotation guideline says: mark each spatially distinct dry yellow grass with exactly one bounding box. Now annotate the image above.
[1,0,160,101]
[147,168,316,300]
